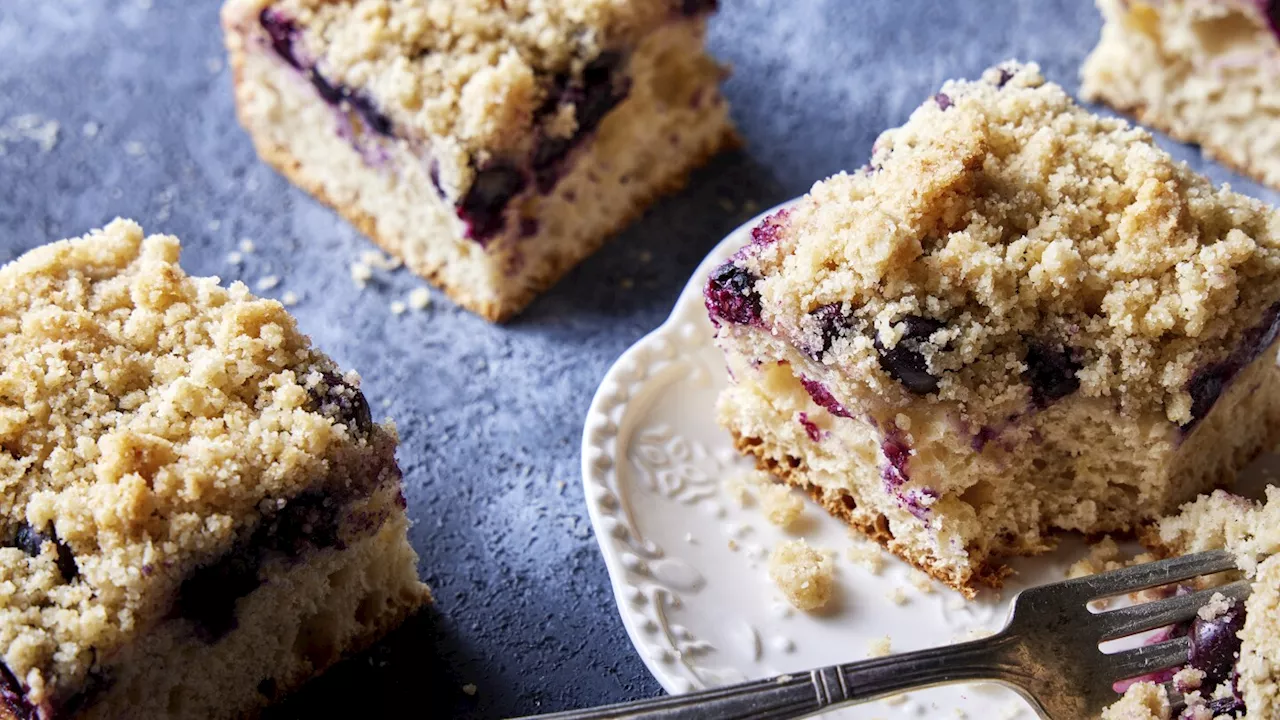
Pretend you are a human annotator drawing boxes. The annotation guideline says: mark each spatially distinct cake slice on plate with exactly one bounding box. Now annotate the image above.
[222,0,735,321]
[0,220,430,719]
[706,61,1280,597]
[1082,0,1280,189]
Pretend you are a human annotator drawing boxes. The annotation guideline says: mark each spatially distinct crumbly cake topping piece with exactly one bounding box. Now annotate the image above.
[724,61,1280,425]
[0,220,383,694]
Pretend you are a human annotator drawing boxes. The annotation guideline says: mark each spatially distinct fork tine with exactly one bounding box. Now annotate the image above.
[1059,550,1237,601]
[1101,636,1191,681]
[1094,580,1253,641]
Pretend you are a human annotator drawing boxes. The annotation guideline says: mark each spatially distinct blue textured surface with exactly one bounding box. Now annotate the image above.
[2,1,1279,718]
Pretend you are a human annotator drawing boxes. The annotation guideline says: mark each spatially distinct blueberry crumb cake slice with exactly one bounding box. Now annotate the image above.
[0,220,430,719]
[222,0,735,322]
[1104,487,1280,719]
[706,61,1280,597]
[1082,0,1280,190]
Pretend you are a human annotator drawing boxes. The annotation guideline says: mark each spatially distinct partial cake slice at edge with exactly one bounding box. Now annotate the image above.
[1081,0,1280,189]
[222,0,736,322]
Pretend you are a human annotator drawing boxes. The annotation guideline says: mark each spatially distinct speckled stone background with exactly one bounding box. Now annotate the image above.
[2,1,1279,718]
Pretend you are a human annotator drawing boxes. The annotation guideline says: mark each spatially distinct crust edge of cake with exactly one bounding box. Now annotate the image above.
[729,429,1015,599]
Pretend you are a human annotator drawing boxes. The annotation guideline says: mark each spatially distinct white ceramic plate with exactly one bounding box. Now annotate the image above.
[579,203,1274,718]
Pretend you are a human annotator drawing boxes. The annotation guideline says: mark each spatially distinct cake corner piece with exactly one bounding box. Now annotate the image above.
[0,218,430,719]
[706,60,1280,596]
[1081,0,1280,189]
[222,0,736,322]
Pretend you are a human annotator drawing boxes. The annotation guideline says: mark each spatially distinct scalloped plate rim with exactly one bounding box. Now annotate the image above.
[580,200,795,695]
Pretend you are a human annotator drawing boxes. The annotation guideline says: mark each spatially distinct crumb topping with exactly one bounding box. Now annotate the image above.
[250,0,703,189]
[734,61,1280,425]
[0,220,389,700]
[767,539,833,611]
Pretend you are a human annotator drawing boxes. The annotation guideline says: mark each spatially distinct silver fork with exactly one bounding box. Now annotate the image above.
[517,550,1251,720]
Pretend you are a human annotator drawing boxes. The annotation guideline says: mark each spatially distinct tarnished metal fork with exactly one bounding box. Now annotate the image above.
[518,550,1250,720]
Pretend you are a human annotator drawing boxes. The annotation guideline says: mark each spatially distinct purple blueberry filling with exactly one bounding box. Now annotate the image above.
[679,0,719,15]
[11,523,77,582]
[934,93,953,110]
[971,426,999,453]
[1184,302,1280,430]
[874,316,946,395]
[878,428,938,519]
[531,52,631,193]
[705,262,762,327]
[259,10,394,137]
[809,303,854,357]
[260,9,301,69]
[798,412,823,442]
[1187,603,1246,688]
[799,377,854,418]
[881,431,911,489]
[1262,0,1280,38]
[879,430,936,518]
[0,662,33,720]
[900,488,939,520]
[749,210,789,247]
[1022,342,1081,408]
[308,371,374,435]
[457,163,528,243]
[176,491,344,643]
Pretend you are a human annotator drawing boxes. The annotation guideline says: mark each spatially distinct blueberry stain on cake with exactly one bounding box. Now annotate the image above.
[800,377,853,419]
[1184,302,1280,430]
[259,10,394,137]
[457,163,528,243]
[177,492,344,643]
[1023,342,1081,408]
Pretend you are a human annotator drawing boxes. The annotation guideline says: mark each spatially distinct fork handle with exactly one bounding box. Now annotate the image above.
[515,632,1019,720]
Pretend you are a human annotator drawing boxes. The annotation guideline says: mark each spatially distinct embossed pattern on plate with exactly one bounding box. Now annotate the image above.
[581,203,1124,718]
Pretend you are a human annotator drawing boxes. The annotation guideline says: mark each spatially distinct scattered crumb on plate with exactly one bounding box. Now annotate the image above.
[757,483,804,529]
[867,635,892,658]
[408,287,431,310]
[846,540,885,574]
[768,539,834,611]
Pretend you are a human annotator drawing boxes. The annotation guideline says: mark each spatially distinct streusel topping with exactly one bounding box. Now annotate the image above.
[263,0,696,154]
[0,220,384,694]
[738,62,1280,425]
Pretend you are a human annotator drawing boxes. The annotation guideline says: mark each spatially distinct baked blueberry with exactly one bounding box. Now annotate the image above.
[1023,342,1080,408]
[705,262,763,326]
[457,164,528,242]
[875,316,946,395]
